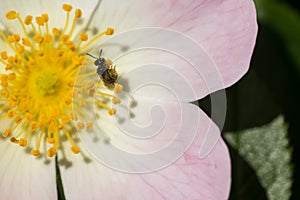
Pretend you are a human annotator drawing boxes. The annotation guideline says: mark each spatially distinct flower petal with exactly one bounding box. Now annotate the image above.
[0,139,56,200]
[59,103,230,199]
[87,0,257,99]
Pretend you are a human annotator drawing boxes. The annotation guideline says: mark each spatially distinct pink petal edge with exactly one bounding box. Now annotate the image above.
[88,0,258,99]
[60,104,231,200]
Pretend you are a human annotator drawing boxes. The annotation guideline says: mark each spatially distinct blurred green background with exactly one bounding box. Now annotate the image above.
[199,0,300,199]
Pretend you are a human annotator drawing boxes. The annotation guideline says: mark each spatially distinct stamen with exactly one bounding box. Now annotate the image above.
[61,4,73,36]
[63,127,80,154]
[79,28,115,52]
[69,9,82,38]
[42,14,49,33]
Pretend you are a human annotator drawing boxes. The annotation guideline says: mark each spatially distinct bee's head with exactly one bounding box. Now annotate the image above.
[94,58,106,66]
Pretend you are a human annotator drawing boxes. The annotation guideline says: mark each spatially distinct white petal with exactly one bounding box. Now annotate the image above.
[0,139,56,200]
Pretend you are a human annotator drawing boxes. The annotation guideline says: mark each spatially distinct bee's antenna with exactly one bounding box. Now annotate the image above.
[99,49,103,58]
[86,53,98,59]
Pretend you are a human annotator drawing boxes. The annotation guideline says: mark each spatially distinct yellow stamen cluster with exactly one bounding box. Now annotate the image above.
[0,4,121,158]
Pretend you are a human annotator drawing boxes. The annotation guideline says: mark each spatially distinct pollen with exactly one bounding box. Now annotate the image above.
[0,5,121,158]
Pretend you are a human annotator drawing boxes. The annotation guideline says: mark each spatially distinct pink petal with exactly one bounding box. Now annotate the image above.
[87,0,257,99]
[59,104,230,199]
[0,139,56,200]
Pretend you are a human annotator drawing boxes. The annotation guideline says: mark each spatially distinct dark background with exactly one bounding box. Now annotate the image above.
[199,0,300,199]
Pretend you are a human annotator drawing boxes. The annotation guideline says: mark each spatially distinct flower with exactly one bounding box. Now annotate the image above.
[0,0,257,200]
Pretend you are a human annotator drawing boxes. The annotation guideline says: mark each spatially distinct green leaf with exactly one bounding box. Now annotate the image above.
[225,116,293,200]
[254,0,300,75]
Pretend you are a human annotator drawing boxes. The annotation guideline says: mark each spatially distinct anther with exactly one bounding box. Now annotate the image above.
[114,84,123,94]
[7,35,15,43]
[25,112,33,121]
[2,129,12,137]
[7,110,16,118]
[24,15,33,25]
[35,16,45,26]
[1,51,8,60]
[31,150,40,156]
[6,10,18,20]
[47,147,57,157]
[42,14,49,22]
[64,97,72,105]
[77,122,84,130]
[75,9,82,18]
[112,96,121,104]
[80,33,88,41]
[105,28,114,35]
[19,138,27,147]
[71,146,80,154]
[44,34,52,43]
[61,34,69,42]
[108,108,116,116]
[14,117,22,124]
[34,35,43,43]
[8,73,16,80]
[86,122,93,131]
[30,122,39,131]
[46,137,55,144]
[22,38,31,46]
[52,28,60,36]
[13,34,20,42]
[63,4,73,12]
[61,115,70,123]
[70,112,77,121]
[10,137,19,144]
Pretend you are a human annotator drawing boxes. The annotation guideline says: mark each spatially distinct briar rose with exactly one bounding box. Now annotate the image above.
[0,0,257,200]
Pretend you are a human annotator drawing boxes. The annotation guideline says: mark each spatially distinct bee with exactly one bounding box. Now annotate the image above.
[86,49,118,90]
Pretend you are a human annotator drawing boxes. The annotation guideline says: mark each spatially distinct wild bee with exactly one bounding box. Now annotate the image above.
[86,49,118,90]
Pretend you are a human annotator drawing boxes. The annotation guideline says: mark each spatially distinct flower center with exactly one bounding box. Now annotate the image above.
[0,4,122,158]
[36,70,59,95]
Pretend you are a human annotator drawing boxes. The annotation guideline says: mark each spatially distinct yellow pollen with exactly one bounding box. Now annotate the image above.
[0,4,123,158]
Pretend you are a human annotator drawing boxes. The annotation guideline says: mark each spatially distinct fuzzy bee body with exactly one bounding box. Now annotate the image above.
[86,50,118,90]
